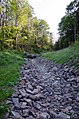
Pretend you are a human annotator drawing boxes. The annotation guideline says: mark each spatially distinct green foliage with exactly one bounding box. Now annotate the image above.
[0,0,53,52]
[42,42,79,69]
[0,50,24,118]
[57,0,79,50]
[0,104,8,119]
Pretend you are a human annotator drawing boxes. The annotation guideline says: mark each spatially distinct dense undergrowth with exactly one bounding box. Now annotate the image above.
[42,42,79,69]
[0,50,24,118]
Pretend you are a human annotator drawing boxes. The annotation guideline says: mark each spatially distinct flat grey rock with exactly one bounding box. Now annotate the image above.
[39,112,50,119]
[11,111,23,119]
[76,96,79,102]
[22,109,29,117]
[19,88,26,97]
[57,112,70,119]
[12,97,20,108]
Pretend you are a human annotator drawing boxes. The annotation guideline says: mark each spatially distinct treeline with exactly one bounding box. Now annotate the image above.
[0,0,53,53]
[54,0,79,50]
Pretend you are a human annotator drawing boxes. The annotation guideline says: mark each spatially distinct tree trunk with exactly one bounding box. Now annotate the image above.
[74,14,76,43]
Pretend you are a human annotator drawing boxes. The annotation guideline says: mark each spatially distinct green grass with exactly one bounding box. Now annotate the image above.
[42,42,79,69]
[0,50,24,118]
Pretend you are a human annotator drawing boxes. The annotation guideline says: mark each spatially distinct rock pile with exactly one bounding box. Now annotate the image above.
[6,57,79,119]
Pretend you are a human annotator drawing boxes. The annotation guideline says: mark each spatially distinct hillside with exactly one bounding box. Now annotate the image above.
[42,42,79,70]
[5,50,79,119]
[0,50,24,118]
[0,42,79,118]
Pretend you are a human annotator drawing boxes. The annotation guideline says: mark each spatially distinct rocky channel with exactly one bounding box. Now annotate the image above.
[6,56,79,119]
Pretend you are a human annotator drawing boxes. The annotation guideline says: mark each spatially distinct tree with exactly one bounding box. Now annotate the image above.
[56,0,79,50]
[66,0,79,42]
[58,15,74,47]
[0,0,53,52]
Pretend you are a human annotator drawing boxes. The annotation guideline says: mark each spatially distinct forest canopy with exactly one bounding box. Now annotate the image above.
[54,0,79,50]
[0,0,53,52]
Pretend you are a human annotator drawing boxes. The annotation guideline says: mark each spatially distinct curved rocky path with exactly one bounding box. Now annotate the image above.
[6,56,79,119]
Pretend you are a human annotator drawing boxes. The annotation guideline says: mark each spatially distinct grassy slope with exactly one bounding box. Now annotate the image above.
[0,50,24,118]
[42,42,79,69]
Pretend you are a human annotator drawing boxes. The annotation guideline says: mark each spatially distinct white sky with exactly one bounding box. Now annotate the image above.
[28,0,72,40]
